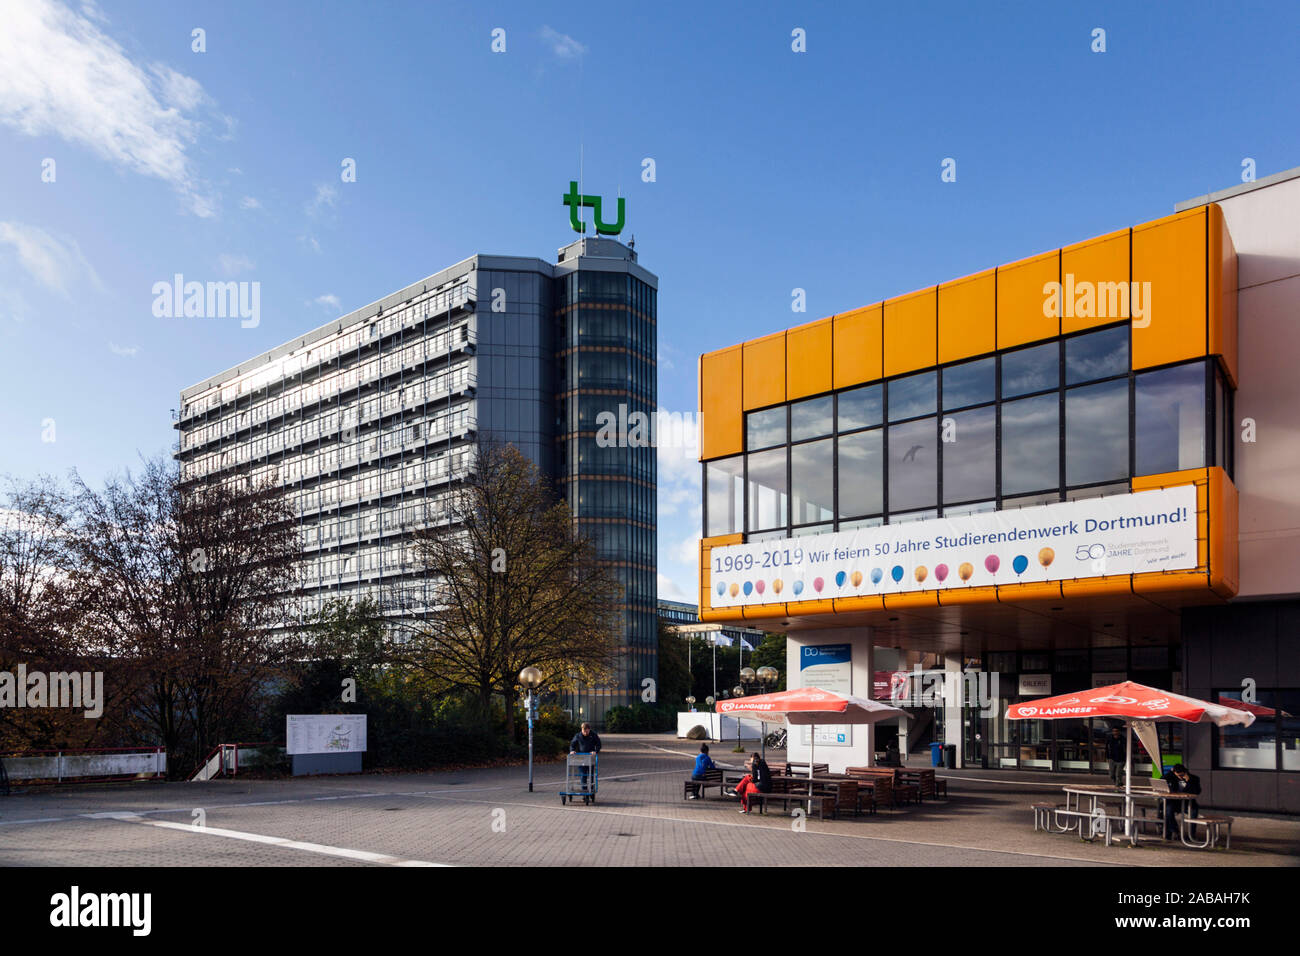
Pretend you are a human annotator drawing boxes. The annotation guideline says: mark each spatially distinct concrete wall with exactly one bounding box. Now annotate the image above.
[1216,179,1300,598]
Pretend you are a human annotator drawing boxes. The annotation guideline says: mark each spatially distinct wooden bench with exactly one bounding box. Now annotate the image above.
[750,779,837,820]
[847,767,919,807]
[684,768,726,800]
[773,762,830,776]
[1181,814,1233,850]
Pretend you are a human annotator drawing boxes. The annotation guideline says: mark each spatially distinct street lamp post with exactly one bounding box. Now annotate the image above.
[740,665,780,757]
[519,666,543,792]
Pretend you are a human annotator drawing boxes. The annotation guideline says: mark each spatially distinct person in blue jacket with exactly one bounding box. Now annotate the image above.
[687,743,717,799]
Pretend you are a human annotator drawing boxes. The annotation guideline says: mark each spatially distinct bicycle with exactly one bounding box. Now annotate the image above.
[763,727,787,750]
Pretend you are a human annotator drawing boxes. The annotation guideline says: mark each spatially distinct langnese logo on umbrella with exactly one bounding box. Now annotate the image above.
[1141,698,1171,710]
[1090,695,1138,705]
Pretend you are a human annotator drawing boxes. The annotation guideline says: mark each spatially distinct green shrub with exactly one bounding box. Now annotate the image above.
[604,702,676,733]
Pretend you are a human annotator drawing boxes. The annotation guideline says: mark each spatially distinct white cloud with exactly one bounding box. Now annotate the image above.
[311,293,341,311]
[674,531,702,566]
[306,183,337,217]
[0,221,101,296]
[217,253,254,276]
[108,342,138,357]
[239,196,261,210]
[540,26,586,59]
[0,0,220,216]
[657,573,688,601]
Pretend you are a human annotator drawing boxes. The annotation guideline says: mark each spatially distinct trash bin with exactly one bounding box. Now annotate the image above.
[929,742,944,767]
[944,744,956,769]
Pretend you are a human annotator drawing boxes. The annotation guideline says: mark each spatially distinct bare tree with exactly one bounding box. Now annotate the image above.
[392,443,621,738]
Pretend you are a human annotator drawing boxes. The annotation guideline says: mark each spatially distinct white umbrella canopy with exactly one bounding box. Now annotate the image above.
[717,687,906,776]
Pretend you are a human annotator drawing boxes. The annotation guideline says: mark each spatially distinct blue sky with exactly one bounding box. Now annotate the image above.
[1,0,1297,602]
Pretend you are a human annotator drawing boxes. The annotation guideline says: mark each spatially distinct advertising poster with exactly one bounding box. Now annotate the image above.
[709,487,1197,609]
[287,714,368,755]
[799,644,851,747]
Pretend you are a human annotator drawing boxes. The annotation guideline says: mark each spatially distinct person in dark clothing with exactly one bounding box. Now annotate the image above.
[570,723,601,791]
[1162,763,1201,839]
[687,743,717,799]
[733,752,772,813]
[1105,727,1127,786]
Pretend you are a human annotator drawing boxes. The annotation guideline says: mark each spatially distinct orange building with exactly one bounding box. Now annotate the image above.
[696,170,1300,813]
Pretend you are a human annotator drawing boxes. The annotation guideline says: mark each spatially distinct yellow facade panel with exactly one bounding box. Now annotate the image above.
[1207,203,1239,388]
[1132,207,1207,371]
[1059,228,1131,334]
[1059,577,1134,599]
[883,287,938,377]
[699,347,743,460]
[742,331,787,410]
[786,318,833,399]
[937,269,995,363]
[832,304,883,388]
[996,249,1060,348]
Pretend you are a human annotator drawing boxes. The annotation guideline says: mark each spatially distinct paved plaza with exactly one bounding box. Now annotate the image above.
[1,735,1296,867]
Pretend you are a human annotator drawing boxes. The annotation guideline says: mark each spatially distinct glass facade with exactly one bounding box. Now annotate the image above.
[703,323,1234,538]
[555,264,658,724]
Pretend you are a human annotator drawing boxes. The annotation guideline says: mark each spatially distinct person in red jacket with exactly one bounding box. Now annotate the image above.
[731,752,772,813]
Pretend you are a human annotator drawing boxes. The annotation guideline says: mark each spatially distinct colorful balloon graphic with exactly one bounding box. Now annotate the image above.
[935,563,949,583]
[1038,547,1055,568]
[773,578,784,594]
[891,565,904,583]
[813,577,824,593]
[792,580,804,596]
[835,571,847,588]
[984,555,1000,575]
[743,581,753,596]
[716,581,725,595]
[1012,554,1029,575]
[958,562,974,582]
[914,565,928,583]
[755,580,766,595]
[729,582,739,597]
[871,568,883,585]
[851,570,863,587]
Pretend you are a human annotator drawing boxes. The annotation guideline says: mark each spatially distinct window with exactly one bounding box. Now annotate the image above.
[1066,379,1129,485]
[746,447,787,531]
[943,406,996,504]
[705,456,744,536]
[1216,690,1278,770]
[1001,393,1059,495]
[1135,362,1205,475]
[888,417,936,512]
[1066,326,1128,385]
[837,429,882,519]
[943,358,995,410]
[746,407,786,450]
[790,396,833,442]
[791,438,834,525]
[838,384,882,432]
[888,371,936,421]
[1002,342,1059,398]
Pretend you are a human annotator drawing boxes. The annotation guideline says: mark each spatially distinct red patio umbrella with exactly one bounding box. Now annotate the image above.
[717,687,905,776]
[1006,681,1255,838]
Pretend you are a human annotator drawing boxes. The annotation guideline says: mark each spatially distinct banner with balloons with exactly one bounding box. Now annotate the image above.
[708,485,1198,609]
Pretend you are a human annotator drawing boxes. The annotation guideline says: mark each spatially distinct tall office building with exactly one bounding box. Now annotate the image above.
[175,237,657,724]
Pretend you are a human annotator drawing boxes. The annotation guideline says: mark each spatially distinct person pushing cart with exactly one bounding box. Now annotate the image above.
[560,723,601,805]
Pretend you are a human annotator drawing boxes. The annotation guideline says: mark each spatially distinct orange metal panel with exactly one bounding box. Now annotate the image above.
[883,287,938,377]
[742,331,787,410]
[700,534,743,613]
[996,581,1064,603]
[1060,577,1134,599]
[937,585,1000,606]
[782,598,836,617]
[996,249,1060,348]
[1132,207,1208,371]
[937,269,995,363]
[1059,228,1131,334]
[1207,203,1239,388]
[699,347,743,460]
[833,303,883,389]
[786,318,833,400]
[1132,570,1210,595]
[832,595,886,614]
[882,591,940,610]
[1208,466,1239,598]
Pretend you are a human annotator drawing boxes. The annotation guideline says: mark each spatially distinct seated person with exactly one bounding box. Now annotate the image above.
[733,752,773,814]
[1162,763,1201,839]
[687,743,717,799]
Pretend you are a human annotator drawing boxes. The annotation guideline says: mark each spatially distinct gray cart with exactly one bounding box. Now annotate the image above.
[560,752,598,805]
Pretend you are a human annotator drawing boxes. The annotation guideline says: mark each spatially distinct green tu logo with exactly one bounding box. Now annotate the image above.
[562,181,625,235]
